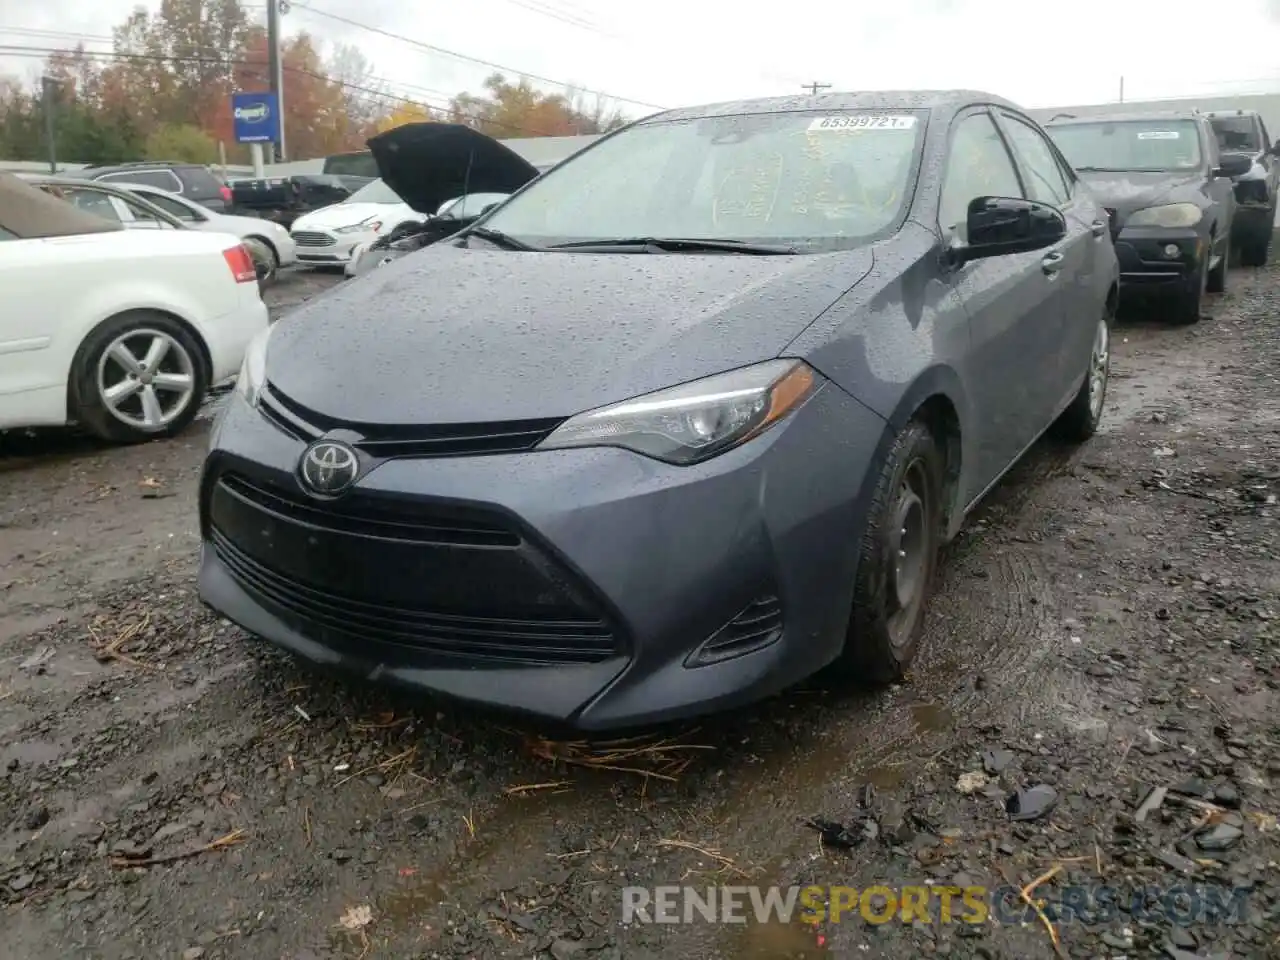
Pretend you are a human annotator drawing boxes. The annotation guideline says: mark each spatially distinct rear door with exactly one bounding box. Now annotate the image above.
[939,107,1064,494]
[994,109,1099,411]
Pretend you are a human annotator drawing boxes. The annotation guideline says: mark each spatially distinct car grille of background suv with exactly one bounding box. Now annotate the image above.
[259,382,567,458]
[291,231,335,247]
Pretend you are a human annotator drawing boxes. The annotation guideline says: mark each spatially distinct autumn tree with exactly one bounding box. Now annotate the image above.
[449,74,630,138]
[374,100,435,134]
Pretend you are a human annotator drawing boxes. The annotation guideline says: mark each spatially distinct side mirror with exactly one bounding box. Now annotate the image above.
[1215,153,1253,178]
[952,196,1066,266]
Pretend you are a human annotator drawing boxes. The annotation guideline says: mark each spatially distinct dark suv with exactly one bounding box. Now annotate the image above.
[79,161,232,213]
[1046,110,1250,324]
[1204,109,1280,267]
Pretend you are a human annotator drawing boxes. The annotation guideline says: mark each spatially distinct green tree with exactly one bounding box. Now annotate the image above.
[144,122,217,162]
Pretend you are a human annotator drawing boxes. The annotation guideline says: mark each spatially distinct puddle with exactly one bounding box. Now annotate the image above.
[733,918,830,958]
[909,702,953,734]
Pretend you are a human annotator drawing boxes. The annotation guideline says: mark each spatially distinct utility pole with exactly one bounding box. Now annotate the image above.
[1118,76,1125,103]
[267,0,287,162]
[40,75,58,173]
[802,81,831,96]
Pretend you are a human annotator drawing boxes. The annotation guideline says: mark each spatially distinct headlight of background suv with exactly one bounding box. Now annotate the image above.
[1126,202,1203,229]
[234,325,271,408]
[537,359,820,465]
[335,217,382,234]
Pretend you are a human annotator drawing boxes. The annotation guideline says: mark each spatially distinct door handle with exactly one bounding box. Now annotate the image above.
[1090,219,1107,237]
[1041,250,1065,274]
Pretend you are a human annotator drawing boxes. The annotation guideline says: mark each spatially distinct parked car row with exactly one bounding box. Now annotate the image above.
[1043,107,1276,324]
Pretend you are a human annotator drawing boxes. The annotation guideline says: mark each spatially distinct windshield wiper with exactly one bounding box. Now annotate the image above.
[461,226,541,251]
[548,237,799,255]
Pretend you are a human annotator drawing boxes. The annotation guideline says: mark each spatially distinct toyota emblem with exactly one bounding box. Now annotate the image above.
[298,440,359,496]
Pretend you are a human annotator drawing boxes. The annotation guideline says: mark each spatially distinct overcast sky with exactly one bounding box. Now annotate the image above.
[4,0,1280,118]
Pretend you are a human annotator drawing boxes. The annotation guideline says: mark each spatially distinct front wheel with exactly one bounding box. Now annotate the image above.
[1052,303,1111,442]
[70,312,208,444]
[1170,259,1206,325]
[1206,242,1228,294]
[829,420,945,684]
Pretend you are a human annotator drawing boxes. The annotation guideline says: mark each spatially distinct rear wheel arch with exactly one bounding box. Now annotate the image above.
[67,308,213,412]
[244,234,278,262]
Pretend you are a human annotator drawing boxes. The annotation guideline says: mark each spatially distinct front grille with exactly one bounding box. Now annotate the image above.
[212,529,617,665]
[291,231,335,247]
[260,382,566,458]
[688,596,783,666]
[219,472,517,547]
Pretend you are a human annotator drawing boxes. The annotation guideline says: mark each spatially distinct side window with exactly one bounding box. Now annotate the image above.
[998,114,1070,206]
[99,169,182,192]
[939,111,1025,237]
[0,226,17,241]
[144,192,199,221]
[63,188,123,222]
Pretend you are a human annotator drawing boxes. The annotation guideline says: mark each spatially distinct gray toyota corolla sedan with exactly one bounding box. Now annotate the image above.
[200,94,1118,731]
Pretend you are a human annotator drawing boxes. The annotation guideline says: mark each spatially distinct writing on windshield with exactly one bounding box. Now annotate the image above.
[1048,120,1203,172]
[480,110,926,251]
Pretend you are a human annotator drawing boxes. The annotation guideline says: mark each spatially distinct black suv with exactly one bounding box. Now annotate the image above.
[78,161,231,213]
[1204,109,1280,267]
[1046,111,1250,324]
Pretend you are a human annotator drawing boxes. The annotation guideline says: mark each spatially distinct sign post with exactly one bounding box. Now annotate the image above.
[231,92,281,178]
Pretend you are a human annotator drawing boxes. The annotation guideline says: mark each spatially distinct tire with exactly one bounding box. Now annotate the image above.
[1052,300,1112,443]
[1206,239,1228,294]
[70,311,209,444]
[829,419,945,684]
[1170,258,1206,325]
[244,236,278,289]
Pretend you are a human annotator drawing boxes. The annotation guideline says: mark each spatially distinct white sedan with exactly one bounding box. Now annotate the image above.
[113,182,297,283]
[288,178,426,268]
[0,172,269,443]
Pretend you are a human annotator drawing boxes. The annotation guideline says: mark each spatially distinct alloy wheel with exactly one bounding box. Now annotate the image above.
[96,329,196,431]
[1088,315,1110,421]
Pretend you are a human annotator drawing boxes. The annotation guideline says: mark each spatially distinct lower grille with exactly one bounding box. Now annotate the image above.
[260,383,566,458]
[291,231,335,247]
[212,529,617,665]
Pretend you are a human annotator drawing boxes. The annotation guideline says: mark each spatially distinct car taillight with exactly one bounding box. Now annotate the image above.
[220,185,232,203]
[223,244,258,283]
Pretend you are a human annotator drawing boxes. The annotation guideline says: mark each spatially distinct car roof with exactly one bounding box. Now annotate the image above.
[17,173,119,188]
[1045,110,1203,125]
[650,89,1020,124]
[82,161,201,172]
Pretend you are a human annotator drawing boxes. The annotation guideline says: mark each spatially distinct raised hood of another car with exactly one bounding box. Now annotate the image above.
[366,122,540,214]
[265,244,874,425]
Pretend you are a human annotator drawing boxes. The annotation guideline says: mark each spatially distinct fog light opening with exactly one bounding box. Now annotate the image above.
[1163,244,1181,259]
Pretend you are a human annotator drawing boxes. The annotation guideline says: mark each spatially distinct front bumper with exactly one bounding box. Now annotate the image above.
[1113,226,1204,290]
[290,229,370,264]
[198,384,887,730]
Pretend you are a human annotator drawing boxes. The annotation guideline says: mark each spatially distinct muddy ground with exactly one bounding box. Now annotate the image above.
[1,260,1278,960]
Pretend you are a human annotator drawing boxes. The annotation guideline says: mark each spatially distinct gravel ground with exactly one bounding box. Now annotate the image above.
[1,259,1278,960]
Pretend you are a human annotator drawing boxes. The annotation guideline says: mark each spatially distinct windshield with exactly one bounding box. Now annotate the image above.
[1048,119,1203,172]
[1210,117,1259,153]
[324,151,379,178]
[480,110,926,251]
[345,178,403,204]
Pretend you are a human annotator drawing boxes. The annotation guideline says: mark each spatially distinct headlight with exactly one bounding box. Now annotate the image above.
[234,325,271,408]
[335,218,382,234]
[537,359,820,465]
[1126,202,1202,229]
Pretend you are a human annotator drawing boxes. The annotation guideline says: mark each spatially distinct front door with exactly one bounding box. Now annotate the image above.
[938,107,1068,502]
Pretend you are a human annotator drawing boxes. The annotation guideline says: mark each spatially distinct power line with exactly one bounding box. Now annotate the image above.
[0,44,556,136]
[287,1,665,110]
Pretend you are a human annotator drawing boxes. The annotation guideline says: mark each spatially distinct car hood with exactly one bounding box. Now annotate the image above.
[290,201,416,232]
[366,122,540,215]
[1077,170,1203,221]
[266,244,874,424]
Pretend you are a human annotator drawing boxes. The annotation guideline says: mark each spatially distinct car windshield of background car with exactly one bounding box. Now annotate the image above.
[1210,117,1260,153]
[480,110,926,251]
[1048,120,1202,173]
[345,178,403,204]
